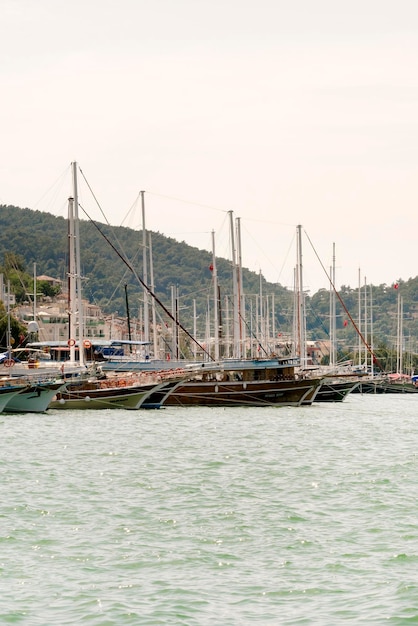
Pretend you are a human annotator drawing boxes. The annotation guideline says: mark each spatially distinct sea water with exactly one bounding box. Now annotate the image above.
[1,394,418,625]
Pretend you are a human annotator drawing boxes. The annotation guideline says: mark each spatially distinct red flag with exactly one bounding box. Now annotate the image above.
[394,283,399,289]
[209,263,213,272]
[343,320,348,327]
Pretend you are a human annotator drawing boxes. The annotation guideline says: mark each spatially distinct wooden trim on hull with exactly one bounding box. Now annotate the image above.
[315,381,359,402]
[49,383,158,410]
[165,379,320,407]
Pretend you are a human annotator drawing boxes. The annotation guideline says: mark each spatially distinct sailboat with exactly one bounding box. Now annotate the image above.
[50,162,186,410]
[165,216,321,407]
[164,358,320,407]
[293,232,361,402]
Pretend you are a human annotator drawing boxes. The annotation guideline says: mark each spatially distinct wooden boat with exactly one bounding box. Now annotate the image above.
[164,358,321,407]
[49,370,186,410]
[314,379,359,402]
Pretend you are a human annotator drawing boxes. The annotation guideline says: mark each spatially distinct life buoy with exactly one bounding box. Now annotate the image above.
[4,359,14,367]
[83,339,92,349]
[67,338,76,347]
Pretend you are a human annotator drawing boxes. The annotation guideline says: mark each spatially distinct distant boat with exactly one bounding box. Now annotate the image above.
[356,374,418,394]
[314,378,360,402]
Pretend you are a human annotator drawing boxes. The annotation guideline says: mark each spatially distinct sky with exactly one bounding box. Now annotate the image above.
[2,0,418,294]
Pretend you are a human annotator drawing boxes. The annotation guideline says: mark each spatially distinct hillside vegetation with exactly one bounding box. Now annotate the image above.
[1,205,417,359]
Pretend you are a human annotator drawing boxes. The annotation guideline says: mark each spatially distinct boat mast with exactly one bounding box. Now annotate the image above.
[140,191,149,356]
[364,276,368,371]
[369,284,374,376]
[296,225,307,368]
[225,295,230,357]
[148,232,158,359]
[259,270,263,354]
[33,262,37,324]
[211,230,220,361]
[6,280,12,360]
[67,195,77,363]
[357,268,362,367]
[229,211,240,358]
[71,161,85,366]
[193,299,197,360]
[124,284,132,345]
[236,217,245,358]
[329,243,336,368]
[396,287,403,375]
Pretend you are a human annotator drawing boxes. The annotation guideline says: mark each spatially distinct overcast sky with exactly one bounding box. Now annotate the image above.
[2,0,418,293]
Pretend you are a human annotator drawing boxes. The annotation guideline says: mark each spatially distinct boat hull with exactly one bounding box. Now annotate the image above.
[49,382,158,410]
[315,380,359,402]
[0,384,29,413]
[164,378,320,407]
[5,381,66,413]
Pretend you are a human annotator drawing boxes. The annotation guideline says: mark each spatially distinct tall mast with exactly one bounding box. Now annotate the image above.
[140,191,149,353]
[329,243,336,368]
[259,270,263,352]
[224,295,230,357]
[67,195,77,363]
[296,225,307,368]
[369,284,374,376]
[363,276,368,370]
[228,210,239,358]
[236,217,244,358]
[33,262,37,323]
[6,280,12,359]
[211,230,219,361]
[72,161,84,366]
[193,299,197,360]
[357,268,362,367]
[396,288,403,375]
[148,232,158,359]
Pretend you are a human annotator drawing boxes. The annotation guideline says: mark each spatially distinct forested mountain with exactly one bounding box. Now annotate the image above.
[0,204,294,332]
[1,204,417,357]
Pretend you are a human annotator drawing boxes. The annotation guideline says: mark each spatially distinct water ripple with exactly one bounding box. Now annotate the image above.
[1,396,418,624]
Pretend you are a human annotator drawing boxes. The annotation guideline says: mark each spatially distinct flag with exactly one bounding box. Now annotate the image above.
[343,320,348,327]
[209,263,213,272]
[394,283,399,289]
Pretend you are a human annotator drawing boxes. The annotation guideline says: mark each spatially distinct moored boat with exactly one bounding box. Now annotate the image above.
[4,377,67,413]
[0,379,30,413]
[314,379,359,402]
[49,369,187,410]
[164,358,321,408]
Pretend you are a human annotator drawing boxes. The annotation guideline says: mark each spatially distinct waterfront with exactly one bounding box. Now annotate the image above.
[1,395,418,624]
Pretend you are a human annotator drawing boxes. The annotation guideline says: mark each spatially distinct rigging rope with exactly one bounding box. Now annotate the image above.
[304,229,385,372]
[77,203,214,361]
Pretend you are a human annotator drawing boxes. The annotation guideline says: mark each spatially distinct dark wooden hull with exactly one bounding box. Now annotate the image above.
[164,378,320,407]
[315,380,359,403]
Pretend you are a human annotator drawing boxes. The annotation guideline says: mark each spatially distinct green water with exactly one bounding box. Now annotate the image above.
[1,395,418,624]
